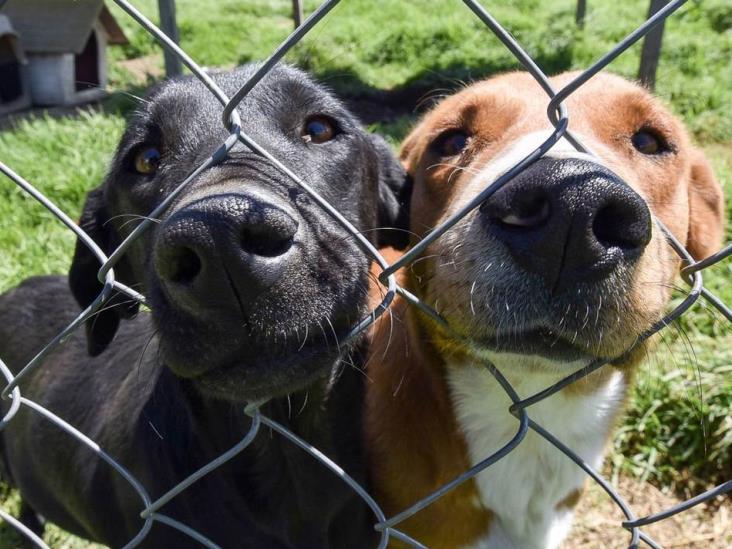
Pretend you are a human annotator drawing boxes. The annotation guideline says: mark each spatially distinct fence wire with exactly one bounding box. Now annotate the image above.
[0,0,730,548]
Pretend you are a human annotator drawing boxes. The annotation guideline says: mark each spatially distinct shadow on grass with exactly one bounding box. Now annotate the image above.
[294,42,574,125]
[0,82,151,134]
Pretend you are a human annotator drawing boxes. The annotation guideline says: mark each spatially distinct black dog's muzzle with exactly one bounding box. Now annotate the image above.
[155,189,300,318]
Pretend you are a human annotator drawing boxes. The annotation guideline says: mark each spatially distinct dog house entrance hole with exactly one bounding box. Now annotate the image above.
[0,35,22,103]
[74,31,100,91]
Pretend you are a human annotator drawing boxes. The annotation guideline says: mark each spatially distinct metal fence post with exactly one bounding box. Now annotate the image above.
[292,0,303,29]
[576,0,587,28]
[157,0,183,78]
[638,0,669,90]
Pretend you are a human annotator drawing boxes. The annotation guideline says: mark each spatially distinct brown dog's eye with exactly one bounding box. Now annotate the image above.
[631,130,667,155]
[302,116,337,144]
[133,147,161,175]
[435,131,470,157]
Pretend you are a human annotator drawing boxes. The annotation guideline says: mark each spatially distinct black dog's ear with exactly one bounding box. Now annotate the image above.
[368,133,413,250]
[69,186,139,356]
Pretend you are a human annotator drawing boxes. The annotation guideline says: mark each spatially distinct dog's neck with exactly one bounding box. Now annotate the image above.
[140,348,369,546]
[365,296,628,548]
[445,357,626,549]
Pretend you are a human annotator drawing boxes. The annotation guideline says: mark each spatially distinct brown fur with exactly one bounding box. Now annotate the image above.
[366,72,725,547]
[366,268,492,548]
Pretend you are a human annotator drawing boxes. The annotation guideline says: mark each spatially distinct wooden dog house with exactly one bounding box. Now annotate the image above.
[0,14,30,116]
[1,0,127,107]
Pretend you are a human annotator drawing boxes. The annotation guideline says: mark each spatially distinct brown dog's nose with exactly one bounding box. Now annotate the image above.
[480,158,652,293]
[155,192,299,313]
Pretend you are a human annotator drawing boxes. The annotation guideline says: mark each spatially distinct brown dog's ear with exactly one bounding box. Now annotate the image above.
[398,127,421,172]
[368,133,413,250]
[69,187,139,356]
[686,149,725,260]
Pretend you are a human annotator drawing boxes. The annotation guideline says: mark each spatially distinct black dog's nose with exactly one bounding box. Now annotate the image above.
[155,192,299,313]
[480,157,651,293]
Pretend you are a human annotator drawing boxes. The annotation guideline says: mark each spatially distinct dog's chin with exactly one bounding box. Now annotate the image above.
[466,324,649,370]
[189,351,339,403]
[478,329,593,363]
[148,279,366,401]
[159,330,347,403]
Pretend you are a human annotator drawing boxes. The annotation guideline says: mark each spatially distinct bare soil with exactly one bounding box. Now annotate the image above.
[567,476,731,548]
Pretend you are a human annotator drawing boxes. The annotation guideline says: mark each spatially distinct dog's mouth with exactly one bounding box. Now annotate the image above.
[422,250,651,365]
[187,327,350,402]
[152,294,362,402]
[475,327,595,362]
[145,232,370,402]
[430,279,641,364]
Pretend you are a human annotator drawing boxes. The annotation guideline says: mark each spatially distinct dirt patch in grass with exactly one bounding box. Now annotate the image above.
[116,53,165,85]
[568,475,731,548]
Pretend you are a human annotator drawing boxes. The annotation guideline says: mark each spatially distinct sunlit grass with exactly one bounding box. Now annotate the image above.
[0,0,730,545]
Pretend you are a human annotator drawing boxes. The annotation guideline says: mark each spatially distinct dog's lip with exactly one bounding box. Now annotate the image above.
[477,327,594,361]
[184,331,345,401]
[160,315,355,395]
[166,323,344,370]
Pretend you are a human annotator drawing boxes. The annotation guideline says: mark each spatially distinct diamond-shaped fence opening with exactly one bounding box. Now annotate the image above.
[0,0,730,548]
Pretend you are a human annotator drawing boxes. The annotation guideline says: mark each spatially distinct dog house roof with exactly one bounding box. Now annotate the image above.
[1,0,127,55]
[0,14,26,63]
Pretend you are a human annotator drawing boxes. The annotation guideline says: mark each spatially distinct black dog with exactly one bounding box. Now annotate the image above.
[0,64,409,547]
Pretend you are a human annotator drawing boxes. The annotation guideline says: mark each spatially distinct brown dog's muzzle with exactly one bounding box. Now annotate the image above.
[480,157,652,293]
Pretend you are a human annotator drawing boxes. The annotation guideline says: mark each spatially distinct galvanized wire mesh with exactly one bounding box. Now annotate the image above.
[1,0,730,547]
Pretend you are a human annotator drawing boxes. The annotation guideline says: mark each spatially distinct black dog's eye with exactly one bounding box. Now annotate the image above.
[631,130,668,155]
[302,116,337,144]
[133,146,161,175]
[434,130,470,157]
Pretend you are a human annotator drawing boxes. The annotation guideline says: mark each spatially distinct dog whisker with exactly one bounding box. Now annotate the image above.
[340,353,370,381]
[297,391,309,416]
[324,317,341,353]
[84,296,142,320]
[469,279,478,316]
[315,320,330,353]
[415,87,455,111]
[114,89,151,105]
[391,374,406,398]
[581,302,591,331]
[333,226,421,245]
[408,253,444,272]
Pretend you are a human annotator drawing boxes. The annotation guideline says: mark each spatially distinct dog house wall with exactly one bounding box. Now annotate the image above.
[1,0,127,107]
[0,15,31,116]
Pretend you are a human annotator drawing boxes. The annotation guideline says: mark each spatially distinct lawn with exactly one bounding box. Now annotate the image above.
[0,0,730,547]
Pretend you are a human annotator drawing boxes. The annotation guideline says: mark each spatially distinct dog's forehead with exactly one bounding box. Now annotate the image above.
[137,65,351,136]
[416,72,675,139]
[217,65,349,118]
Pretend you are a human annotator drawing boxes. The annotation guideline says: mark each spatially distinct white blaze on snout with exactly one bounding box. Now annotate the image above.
[453,131,613,216]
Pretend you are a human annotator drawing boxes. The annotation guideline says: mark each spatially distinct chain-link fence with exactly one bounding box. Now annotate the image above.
[0,0,730,547]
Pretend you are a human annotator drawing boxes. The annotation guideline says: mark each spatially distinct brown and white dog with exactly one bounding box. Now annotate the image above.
[365,72,725,548]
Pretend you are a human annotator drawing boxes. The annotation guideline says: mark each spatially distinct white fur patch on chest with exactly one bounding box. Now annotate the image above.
[446,355,626,549]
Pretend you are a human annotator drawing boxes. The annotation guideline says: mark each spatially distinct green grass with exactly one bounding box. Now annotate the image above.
[104,0,732,142]
[0,112,126,291]
[0,0,730,546]
[613,141,732,496]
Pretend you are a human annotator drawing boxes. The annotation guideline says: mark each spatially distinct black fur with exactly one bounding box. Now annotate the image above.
[0,64,410,548]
